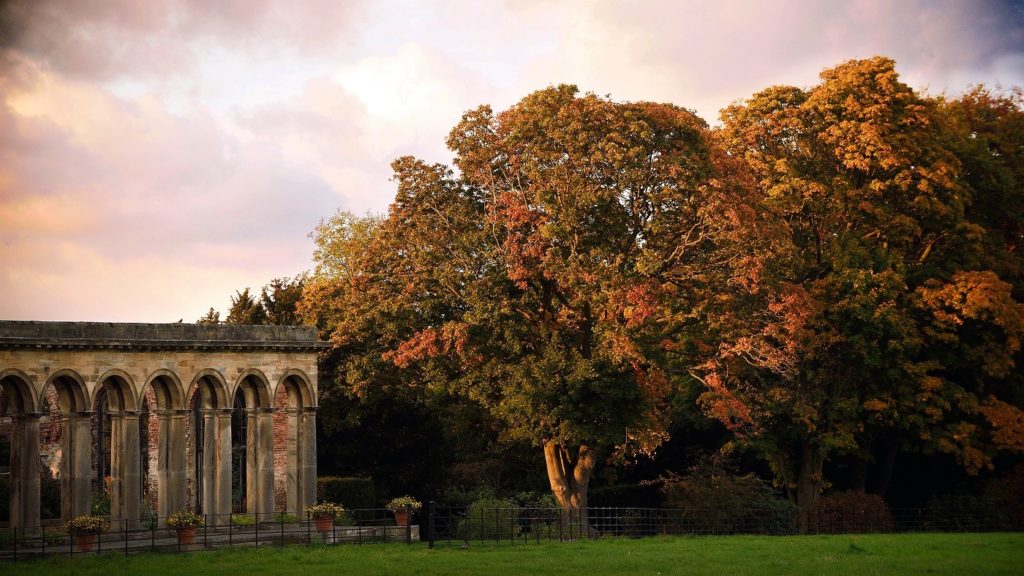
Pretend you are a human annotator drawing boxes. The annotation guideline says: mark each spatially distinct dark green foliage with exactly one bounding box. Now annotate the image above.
[459,496,521,540]
[316,477,376,510]
[809,491,894,534]
[656,460,795,534]
[588,484,662,508]
[0,473,7,521]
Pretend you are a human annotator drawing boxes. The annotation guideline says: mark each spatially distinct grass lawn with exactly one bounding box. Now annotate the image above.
[4,532,1020,575]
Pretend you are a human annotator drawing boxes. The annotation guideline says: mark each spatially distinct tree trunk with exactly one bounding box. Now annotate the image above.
[543,441,596,537]
[796,440,824,534]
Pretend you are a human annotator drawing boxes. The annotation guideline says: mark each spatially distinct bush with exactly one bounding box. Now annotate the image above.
[655,460,795,535]
[317,477,375,510]
[923,491,1008,531]
[589,484,662,508]
[231,514,256,526]
[458,496,520,540]
[809,491,894,534]
[166,511,205,528]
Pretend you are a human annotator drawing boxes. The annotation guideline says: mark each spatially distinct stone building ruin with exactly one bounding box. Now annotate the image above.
[0,321,323,535]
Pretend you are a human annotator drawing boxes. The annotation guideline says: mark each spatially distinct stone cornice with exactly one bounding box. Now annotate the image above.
[0,321,330,352]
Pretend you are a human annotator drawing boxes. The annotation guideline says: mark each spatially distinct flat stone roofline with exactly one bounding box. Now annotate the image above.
[0,321,329,351]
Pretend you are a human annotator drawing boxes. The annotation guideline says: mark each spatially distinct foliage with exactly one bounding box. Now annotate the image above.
[91,477,112,515]
[231,514,256,526]
[274,513,300,523]
[706,56,1024,525]
[166,511,205,528]
[64,514,110,534]
[808,491,894,533]
[458,496,521,540]
[226,288,267,325]
[316,477,376,510]
[305,502,345,520]
[196,307,221,325]
[386,496,422,512]
[654,459,795,534]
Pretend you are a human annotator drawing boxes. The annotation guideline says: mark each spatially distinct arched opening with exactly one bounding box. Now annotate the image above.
[139,372,185,526]
[275,372,316,517]
[0,373,38,533]
[41,371,90,525]
[233,372,273,518]
[186,372,229,525]
[94,372,140,529]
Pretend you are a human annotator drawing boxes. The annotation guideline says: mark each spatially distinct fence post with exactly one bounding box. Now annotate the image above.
[124,519,128,557]
[255,511,259,548]
[280,512,285,547]
[428,501,435,549]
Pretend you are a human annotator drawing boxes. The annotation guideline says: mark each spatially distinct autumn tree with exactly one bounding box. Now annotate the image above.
[196,307,221,325]
[225,288,268,325]
[304,86,763,517]
[710,57,1024,528]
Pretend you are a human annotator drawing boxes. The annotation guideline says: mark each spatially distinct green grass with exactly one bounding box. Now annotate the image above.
[4,533,1021,575]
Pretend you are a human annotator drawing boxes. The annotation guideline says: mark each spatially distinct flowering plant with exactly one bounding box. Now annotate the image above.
[305,502,345,520]
[386,496,422,512]
[64,515,110,535]
[166,511,205,528]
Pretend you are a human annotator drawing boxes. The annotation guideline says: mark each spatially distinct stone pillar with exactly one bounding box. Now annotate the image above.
[245,409,257,514]
[215,409,233,525]
[9,413,41,536]
[300,408,317,511]
[158,410,187,524]
[257,408,275,517]
[61,412,93,520]
[109,414,123,527]
[120,412,141,529]
[285,408,300,516]
[200,409,219,523]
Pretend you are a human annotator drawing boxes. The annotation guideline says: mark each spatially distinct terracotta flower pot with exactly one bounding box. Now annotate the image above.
[394,510,409,527]
[177,526,196,545]
[315,517,334,533]
[74,533,96,552]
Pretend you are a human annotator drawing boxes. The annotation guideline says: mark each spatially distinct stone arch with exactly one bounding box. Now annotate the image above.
[0,369,37,414]
[186,369,229,410]
[273,369,317,516]
[0,370,40,534]
[40,369,91,522]
[95,370,143,528]
[141,369,185,411]
[186,369,230,522]
[139,370,187,526]
[41,369,88,414]
[274,369,315,408]
[233,369,274,515]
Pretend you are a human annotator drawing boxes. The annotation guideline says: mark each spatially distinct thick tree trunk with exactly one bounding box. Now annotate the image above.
[796,440,824,534]
[543,441,596,537]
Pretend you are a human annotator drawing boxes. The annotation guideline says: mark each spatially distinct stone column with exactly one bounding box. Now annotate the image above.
[158,410,187,524]
[120,412,141,529]
[245,409,257,514]
[257,408,275,517]
[285,408,300,516]
[9,413,41,536]
[201,409,219,523]
[300,408,317,511]
[109,414,123,527]
[61,412,93,520]
[215,409,233,525]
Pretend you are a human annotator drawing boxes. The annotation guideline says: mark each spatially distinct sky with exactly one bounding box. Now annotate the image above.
[1,0,1022,323]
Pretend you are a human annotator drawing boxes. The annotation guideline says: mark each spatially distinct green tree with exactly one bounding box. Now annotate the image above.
[708,57,1024,529]
[304,86,762,518]
[196,307,221,325]
[226,288,267,325]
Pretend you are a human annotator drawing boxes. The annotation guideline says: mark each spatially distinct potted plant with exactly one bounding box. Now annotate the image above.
[305,502,345,533]
[166,511,205,545]
[64,514,109,552]
[386,496,421,527]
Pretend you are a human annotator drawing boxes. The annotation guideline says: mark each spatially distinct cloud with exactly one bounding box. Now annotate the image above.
[0,0,1020,323]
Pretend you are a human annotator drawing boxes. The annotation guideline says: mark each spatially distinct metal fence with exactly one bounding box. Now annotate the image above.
[421,504,1022,548]
[0,508,418,562]
[1,503,1019,561]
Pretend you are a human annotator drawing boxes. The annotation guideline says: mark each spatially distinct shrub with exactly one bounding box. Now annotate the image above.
[317,477,375,510]
[809,491,894,534]
[923,491,1007,531]
[655,460,795,535]
[231,514,256,526]
[458,496,520,540]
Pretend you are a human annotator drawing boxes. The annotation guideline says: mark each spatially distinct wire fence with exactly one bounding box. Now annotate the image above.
[1,503,1020,561]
